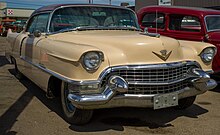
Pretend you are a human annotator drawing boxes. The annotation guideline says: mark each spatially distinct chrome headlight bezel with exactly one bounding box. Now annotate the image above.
[81,51,104,71]
[200,47,216,63]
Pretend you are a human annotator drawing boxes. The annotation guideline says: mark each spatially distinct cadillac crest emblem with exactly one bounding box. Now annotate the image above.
[152,50,172,61]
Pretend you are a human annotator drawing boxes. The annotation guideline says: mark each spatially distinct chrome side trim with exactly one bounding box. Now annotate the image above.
[47,52,78,62]
[20,56,100,85]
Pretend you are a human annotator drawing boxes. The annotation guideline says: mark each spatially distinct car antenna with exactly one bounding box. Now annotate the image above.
[141,10,160,38]
[156,10,158,34]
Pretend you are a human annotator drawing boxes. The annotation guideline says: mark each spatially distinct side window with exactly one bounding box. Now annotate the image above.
[35,14,49,32]
[141,13,165,29]
[169,15,201,32]
[26,13,49,33]
[26,16,38,33]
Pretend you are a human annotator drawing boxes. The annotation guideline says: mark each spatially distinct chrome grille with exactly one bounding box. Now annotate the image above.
[101,62,196,94]
[128,81,189,94]
[112,64,189,83]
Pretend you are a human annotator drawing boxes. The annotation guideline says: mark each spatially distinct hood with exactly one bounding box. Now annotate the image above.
[207,31,220,43]
[51,30,184,66]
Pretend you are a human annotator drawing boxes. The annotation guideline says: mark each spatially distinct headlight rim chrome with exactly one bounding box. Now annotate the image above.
[199,47,216,63]
[81,51,104,71]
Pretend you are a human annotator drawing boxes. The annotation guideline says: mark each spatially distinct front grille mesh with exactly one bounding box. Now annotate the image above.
[128,81,189,94]
[101,62,193,94]
[112,65,188,83]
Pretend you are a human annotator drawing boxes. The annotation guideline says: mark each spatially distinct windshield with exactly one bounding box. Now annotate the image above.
[49,6,139,32]
[205,15,220,32]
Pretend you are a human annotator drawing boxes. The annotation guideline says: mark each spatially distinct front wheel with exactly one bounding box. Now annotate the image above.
[175,96,196,110]
[61,82,93,125]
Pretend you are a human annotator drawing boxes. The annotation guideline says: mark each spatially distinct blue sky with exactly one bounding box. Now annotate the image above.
[1,0,135,9]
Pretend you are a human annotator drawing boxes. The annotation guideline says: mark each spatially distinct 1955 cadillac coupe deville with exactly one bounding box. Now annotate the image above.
[6,4,218,125]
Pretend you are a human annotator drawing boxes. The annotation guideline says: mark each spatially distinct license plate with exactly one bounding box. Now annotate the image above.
[153,93,178,110]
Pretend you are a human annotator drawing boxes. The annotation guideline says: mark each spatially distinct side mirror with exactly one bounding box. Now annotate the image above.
[33,30,41,37]
[23,25,26,30]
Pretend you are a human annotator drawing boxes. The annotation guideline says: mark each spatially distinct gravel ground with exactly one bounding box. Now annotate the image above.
[0,37,220,135]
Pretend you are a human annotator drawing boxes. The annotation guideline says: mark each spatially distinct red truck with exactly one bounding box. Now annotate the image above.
[137,6,220,73]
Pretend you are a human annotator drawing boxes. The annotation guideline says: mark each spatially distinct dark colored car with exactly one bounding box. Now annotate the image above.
[137,6,220,73]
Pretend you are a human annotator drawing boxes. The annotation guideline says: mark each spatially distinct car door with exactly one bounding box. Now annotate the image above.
[20,13,50,84]
[166,14,204,41]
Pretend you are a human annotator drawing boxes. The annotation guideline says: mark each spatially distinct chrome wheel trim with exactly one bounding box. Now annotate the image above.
[64,83,75,113]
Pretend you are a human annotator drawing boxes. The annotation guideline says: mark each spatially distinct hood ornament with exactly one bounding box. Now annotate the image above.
[153,50,172,61]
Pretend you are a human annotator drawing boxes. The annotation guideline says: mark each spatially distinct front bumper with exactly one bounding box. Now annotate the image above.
[68,70,217,109]
[68,84,213,109]
[67,68,217,109]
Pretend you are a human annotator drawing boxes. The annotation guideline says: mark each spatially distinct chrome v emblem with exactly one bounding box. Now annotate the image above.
[152,50,172,61]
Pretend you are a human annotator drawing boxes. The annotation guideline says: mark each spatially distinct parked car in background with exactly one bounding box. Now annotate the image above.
[137,6,220,73]
[12,20,27,33]
[0,19,25,36]
[1,18,17,36]
[6,4,217,125]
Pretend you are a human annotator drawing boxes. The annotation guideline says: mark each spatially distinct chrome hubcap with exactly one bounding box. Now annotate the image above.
[64,84,75,113]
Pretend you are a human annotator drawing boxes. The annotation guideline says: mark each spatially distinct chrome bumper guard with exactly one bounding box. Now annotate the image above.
[67,68,217,109]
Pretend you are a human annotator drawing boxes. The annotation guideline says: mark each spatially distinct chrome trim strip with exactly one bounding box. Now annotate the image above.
[111,61,199,71]
[20,56,100,85]
[205,70,214,74]
[127,78,190,85]
[47,52,78,62]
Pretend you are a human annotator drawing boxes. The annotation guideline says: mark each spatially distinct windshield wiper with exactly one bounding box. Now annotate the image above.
[107,26,141,31]
[58,26,100,33]
[57,25,140,33]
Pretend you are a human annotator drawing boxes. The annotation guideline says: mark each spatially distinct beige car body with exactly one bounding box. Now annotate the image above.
[5,4,219,125]
[5,5,218,119]
[6,30,215,91]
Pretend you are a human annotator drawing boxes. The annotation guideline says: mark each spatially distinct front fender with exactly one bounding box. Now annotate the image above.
[38,38,110,81]
[178,40,216,71]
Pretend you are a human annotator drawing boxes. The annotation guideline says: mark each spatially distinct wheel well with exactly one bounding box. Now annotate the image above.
[10,56,15,64]
[47,76,62,97]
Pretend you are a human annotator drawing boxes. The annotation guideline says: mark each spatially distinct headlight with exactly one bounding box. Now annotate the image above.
[82,51,104,71]
[200,47,216,63]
